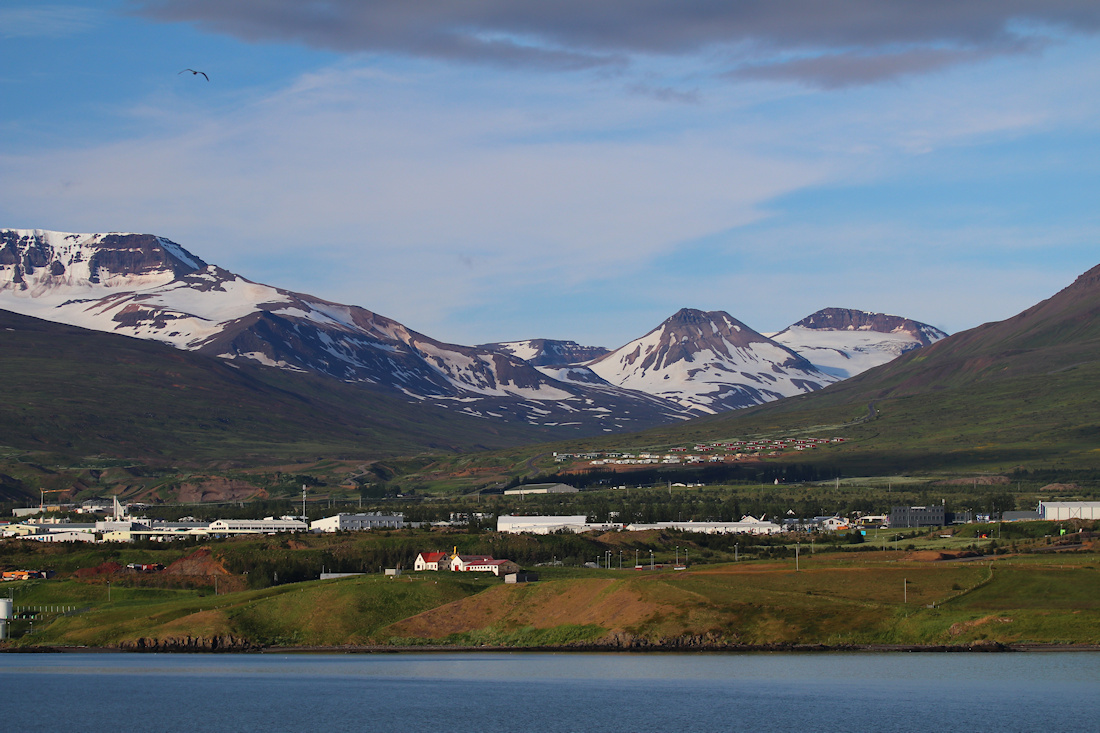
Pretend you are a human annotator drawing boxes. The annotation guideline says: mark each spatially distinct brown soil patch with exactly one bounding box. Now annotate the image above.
[949,616,1012,636]
[165,548,230,576]
[1039,483,1080,492]
[594,529,671,547]
[73,561,123,578]
[389,579,674,639]
[176,477,267,503]
[904,550,980,562]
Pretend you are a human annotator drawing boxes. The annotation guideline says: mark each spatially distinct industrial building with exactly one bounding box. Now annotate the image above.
[503,483,579,496]
[890,505,946,528]
[310,513,405,532]
[625,518,782,535]
[206,518,308,535]
[1038,501,1100,521]
[496,515,595,534]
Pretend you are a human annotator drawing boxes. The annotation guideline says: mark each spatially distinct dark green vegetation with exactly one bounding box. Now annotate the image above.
[365,262,1100,489]
[636,263,1100,471]
[2,524,1096,650]
[0,308,551,468]
[2,261,1099,507]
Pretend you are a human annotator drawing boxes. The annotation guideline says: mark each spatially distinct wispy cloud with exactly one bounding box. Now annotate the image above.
[0,5,100,39]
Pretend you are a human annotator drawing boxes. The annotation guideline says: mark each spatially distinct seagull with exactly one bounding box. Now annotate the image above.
[179,69,209,81]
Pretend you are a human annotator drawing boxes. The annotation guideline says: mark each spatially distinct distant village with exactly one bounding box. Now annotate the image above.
[553,436,848,467]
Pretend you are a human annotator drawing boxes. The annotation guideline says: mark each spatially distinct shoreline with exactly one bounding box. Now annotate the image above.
[5,642,1100,654]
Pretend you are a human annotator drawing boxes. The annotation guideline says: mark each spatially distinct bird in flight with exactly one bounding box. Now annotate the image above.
[179,69,209,81]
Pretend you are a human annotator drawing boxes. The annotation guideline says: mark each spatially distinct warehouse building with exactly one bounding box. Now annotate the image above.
[310,513,405,532]
[503,483,579,496]
[1038,501,1100,521]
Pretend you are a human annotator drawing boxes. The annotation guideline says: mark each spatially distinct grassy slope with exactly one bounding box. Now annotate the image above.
[9,551,1098,649]
[0,309,553,466]
[414,264,1100,481]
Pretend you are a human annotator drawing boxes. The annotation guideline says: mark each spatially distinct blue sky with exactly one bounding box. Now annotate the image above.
[2,1,1099,348]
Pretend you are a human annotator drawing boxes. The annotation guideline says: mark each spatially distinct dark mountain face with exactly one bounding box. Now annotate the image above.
[622,308,816,373]
[479,339,611,366]
[0,230,204,288]
[777,261,1100,402]
[790,307,946,346]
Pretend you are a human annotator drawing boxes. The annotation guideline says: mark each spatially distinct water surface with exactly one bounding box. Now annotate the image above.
[2,651,1096,732]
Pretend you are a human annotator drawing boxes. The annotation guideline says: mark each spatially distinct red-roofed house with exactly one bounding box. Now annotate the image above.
[452,556,521,576]
[414,551,449,571]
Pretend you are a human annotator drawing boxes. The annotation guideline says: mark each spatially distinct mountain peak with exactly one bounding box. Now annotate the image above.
[789,307,946,345]
[772,307,948,379]
[588,308,835,413]
[0,229,206,295]
[477,338,609,367]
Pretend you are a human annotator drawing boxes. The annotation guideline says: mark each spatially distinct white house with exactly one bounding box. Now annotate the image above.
[451,555,521,576]
[414,551,450,571]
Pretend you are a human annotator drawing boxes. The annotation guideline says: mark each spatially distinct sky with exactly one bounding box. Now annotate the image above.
[2,1,1099,349]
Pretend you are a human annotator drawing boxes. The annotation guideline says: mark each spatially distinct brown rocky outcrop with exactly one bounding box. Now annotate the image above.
[117,635,256,652]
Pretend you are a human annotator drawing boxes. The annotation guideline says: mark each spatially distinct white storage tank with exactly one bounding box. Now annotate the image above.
[0,598,12,640]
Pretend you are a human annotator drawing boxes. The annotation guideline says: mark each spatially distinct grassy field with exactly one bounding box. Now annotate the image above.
[4,546,1097,650]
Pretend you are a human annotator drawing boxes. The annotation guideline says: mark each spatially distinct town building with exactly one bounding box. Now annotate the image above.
[310,513,405,532]
[207,518,307,535]
[625,518,783,535]
[503,483,579,496]
[496,515,593,534]
[414,551,449,571]
[889,505,946,528]
[1038,501,1100,521]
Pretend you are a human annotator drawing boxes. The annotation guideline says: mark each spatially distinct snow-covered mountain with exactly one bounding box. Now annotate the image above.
[479,339,609,367]
[0,230,688,429]
[586,308,839,414]
[770,308,948,379]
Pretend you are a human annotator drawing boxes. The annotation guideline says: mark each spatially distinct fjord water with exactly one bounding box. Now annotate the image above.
[3,652,1097,732]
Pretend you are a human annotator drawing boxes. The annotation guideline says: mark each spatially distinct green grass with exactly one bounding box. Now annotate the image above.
[5,551,1098,649]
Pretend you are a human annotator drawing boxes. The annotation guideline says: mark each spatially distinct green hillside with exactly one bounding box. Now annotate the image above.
[0,309,550,468]
[527,263,1100,476]
[4,530,1098,650]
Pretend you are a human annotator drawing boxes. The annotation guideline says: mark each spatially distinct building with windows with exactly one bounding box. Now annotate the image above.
[207,518,307,535]
[889,506,946,528]
[310,513,404,532]
[414,551,449,571]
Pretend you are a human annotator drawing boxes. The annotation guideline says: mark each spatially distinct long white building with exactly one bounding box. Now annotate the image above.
[208,518,307,535]
[497,515,597,534]
[625,518,783,535]
[310,513,405,532]
[1038,502,1100,521]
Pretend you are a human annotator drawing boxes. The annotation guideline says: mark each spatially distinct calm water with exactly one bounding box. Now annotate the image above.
[2,651,1098,732]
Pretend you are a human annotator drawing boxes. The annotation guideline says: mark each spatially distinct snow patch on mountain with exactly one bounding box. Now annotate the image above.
[771,308,947,379]
[588,308,838,414]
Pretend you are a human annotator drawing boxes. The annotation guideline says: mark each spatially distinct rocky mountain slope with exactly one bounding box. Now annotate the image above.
[479,339,609,366]
[585,308,839,414]
[770,307,947,379]
[632,261,1100,473]
[0,229,688,430]
[0,228,948,429]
